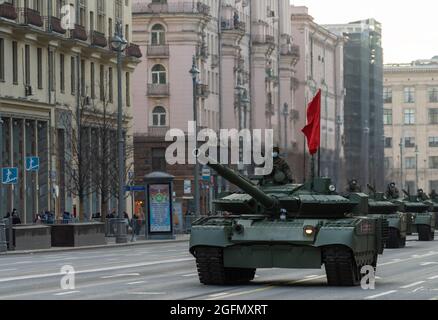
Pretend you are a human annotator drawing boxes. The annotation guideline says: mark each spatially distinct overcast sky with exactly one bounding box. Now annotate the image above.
[290,0,438,64]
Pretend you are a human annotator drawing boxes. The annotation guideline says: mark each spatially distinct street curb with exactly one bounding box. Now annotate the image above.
[0,238,190,256]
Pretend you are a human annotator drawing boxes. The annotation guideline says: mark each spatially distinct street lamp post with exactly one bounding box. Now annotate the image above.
[415,145,419,190]
[399,138,404,190]
[111,22,128,244]
[189,56,201,217]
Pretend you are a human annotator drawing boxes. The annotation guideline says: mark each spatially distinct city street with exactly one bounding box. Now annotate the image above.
[0,235,437,300]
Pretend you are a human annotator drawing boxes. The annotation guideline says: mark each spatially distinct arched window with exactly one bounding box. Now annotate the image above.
[151,24,165,45]
[152,106,167,126]
[151,64,166,84]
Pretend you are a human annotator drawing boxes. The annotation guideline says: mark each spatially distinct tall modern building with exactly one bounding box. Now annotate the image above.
[0,0,141,221]
[132,0,299,214]
[291,6,345,185]
[384,57,438,193]
[325,19,384,190]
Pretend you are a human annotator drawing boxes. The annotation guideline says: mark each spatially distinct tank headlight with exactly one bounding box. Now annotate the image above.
[304,226,316,236]
[329,185,336,192]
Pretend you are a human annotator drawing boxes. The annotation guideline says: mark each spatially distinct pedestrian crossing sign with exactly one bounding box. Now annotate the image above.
[26,157,40,171]
[2,167,18,185]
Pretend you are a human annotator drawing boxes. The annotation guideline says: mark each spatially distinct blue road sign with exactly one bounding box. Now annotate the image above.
[26,157,40,171]
[2,168,18,185]
[125,185,146,192]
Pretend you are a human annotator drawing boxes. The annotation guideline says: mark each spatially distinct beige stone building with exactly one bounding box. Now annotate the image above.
[131,0,299,214]
[291,6,345,184]
[0,0,141,222]
[384,57,438,193]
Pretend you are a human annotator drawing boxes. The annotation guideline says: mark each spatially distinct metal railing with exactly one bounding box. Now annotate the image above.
[147,44,170,57]
[133,1,211,15]
[148,126,170,137]
[147,83,170,96]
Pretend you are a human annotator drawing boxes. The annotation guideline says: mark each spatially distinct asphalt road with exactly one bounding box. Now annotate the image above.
[0,234,437,300]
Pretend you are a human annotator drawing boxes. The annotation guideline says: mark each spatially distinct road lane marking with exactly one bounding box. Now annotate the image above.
[127,281,147,285]
[0,257,194,283]
[420,262,438,266]
[400,281,426,289]
[54,291,80,296]
[428,275,438,280]
[412,287,424,293]
[207,275,326,300]
[182,273,198,277]
[209,292,230,298]
[129,292,165,295]
[379,251,438,267]
[0,268,17,272]
[101,273,140,279]
[365,290,397,300]
[305,275,319,279]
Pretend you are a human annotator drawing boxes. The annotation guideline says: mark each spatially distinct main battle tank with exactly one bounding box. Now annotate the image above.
[388,188,435,241]
[189,162,386,287]
[428,192,438,229]
[365,186,408,249]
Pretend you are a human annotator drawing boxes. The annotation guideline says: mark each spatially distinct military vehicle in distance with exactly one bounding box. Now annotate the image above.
[428,192,438,229]
[190,162,387,287]
[388,188,435,241]
[366,185,408,249]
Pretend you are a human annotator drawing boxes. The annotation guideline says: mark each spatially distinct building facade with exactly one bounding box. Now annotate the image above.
[132,0,299,214]
[383,57,438,193]
[325,19,384,190]
[291,6,345,185]
[0,0,141,222]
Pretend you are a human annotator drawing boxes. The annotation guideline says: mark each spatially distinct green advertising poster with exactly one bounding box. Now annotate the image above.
[148,184,172,233]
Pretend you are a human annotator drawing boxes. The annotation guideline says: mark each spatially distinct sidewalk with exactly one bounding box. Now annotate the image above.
[1,234,190,256]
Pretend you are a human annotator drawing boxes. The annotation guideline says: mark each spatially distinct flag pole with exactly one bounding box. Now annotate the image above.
[311,155,315,190]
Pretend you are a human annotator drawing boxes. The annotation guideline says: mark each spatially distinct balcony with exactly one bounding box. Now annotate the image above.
[132,2,211,15]
[196,44,208,61]
[91,30,108,48]
[147,45,169,57]
[281,44,300,59]
[148,126,170,137]
[49,16,66,34]
[0,2,17,20]
[221,19,246,33]
[70,24,88,41]
[19,7,43,27]
[147,84,169,97]
[126,43,143,58]
[196,84,209,98]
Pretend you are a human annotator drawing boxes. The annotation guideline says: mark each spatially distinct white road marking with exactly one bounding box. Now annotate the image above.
[182,273,198,277]
[400,281,426,289]
[209,292,230,298]
[129,292,165,296]
[101,273,140,279]
[421,262,438,266]
[127,281,147,285]
[365,290,398,300]
[53,291,80,296]
[0,268,17,272]
[412,287,424,293]
[428,275,438,280]
[305,275,319,279]
[0,257,194,283]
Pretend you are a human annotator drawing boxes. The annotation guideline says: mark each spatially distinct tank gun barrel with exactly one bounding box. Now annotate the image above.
[207,162,278,210]
[402,189,410,197]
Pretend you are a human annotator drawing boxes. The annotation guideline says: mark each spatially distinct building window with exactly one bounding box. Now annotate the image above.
[152,106,167,127]
[430,157,438,169]
[100,65,104,101]
[97,0,106,33]
[406,181,415,192]
[151,24,165,45]
[405,137,416,148]
[405,157,416,170]
[115,0,123,23]
[404,109,415,125]
[404,87,415,103]
[37,48,43,89]
[151,148,166,172]
[81,60,85,97]
[429,109,438,124]
[60,54,65,93]
[384,137,393,148]
[430,137,438,148]
[384,157,393,169]
[126,72,130,106]
[25,44,30,86]
[383,109,392,125]
[90,62,95,99]
[383,87,392,104]
[12,41,17,84]
[151,64,166,84]
[108,67,113,103]
[49,50,55,92]
[79,0,87,27]
[71,56,76,95]
[430,181,438,192]
[0,38,4,81]
[429,87,438,103]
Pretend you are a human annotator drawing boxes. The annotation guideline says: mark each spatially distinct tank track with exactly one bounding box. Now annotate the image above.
[418,225,435,241]
[194,247,256,285]
[323,246,362,287]
[386,228,406,249]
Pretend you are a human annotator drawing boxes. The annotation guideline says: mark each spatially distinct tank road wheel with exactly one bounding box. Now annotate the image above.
[194,247,256,285]
[386,228,403,249]
[418,225,434,242]
[323,246,361,287]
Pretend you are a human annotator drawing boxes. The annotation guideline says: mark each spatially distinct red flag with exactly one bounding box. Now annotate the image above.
[302,89,321,155]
